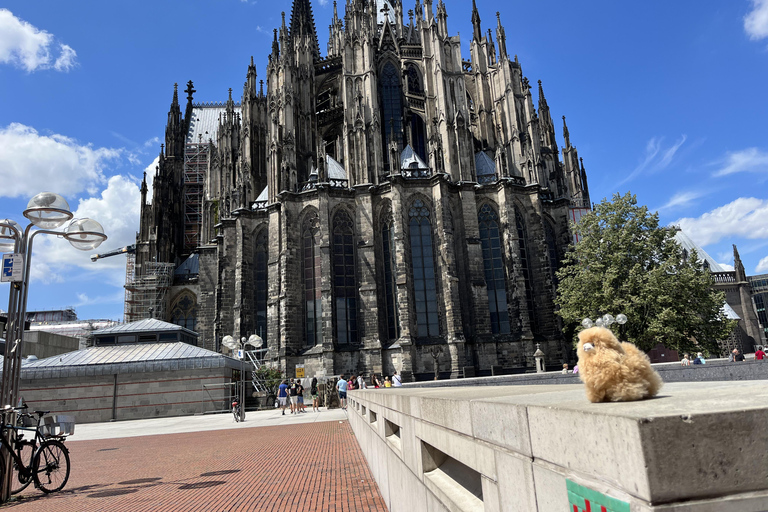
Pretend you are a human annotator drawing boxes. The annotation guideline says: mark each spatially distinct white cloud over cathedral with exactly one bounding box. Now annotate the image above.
[745,0,768,41]
[0,9,78,72]
[674,197,768,247]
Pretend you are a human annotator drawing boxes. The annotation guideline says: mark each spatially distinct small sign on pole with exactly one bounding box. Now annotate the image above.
[295,364,305,378]
[1,254,23,283]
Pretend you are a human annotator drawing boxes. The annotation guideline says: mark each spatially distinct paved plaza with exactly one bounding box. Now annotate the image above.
[4,408,387,512]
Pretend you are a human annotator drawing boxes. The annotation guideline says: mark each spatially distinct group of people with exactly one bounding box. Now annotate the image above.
[276,377,320,415]
[680,352,707,366]
[335,371,402,410]
[561,363,579,374]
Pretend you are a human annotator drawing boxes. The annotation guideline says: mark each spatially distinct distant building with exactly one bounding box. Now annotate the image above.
[90,318,198,347]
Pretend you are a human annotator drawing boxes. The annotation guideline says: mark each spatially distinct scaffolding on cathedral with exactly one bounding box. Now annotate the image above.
[183,142,207,253]
[124,262,175,323]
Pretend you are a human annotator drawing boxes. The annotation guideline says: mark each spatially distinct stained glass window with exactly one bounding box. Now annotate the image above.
[303,212,322,346]
[516,210,537,333]
[333,210,358,345]
[171,291,197,333]
[409,199,439,337]
[382,214,399,340]
[381,62,403,158]
[479,204,510,334]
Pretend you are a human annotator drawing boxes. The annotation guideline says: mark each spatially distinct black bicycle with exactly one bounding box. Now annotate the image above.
[1,406,71,494]
[232,399,241,422]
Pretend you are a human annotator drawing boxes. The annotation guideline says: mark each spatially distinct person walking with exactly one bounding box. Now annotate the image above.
[296,379,306,413]
[384,376,391,388]
[693,352,706,364]
[755,346,766,361]
[732,348,745,362]
[311,377,319,412]
[357,374,367,389]
[372,374,381,388]
[336,374,348,410]
[277,380,289,415]
[392,370,402,387]
[289,378,299,413]
[680,354,691,366]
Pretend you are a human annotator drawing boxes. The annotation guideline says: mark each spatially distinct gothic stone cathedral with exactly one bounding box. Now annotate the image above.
[134,0,591,381]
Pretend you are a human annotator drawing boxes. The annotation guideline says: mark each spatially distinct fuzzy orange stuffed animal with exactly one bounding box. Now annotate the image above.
[576,326,662,402]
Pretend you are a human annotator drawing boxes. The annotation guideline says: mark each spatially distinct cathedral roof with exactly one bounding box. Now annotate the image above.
[475,151,496,176]
[186,105,230,144]
[401,145,429,170]
[722,302,740,320]
[256,185,269,202]
[327,154,346,179]
[673,230,725,272]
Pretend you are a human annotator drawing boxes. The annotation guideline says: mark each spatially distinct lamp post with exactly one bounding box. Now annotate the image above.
[0,192,106,501]
[221,335,246,422]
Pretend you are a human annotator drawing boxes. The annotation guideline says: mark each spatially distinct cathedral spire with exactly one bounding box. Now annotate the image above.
[562,116,571,148]
[271,28,279,59]
[165,83,183,158]
[471,0,482,41]
[495,11,507,59]
[734,244,747,282]
[246,55,257,92]
[290,0,321,59]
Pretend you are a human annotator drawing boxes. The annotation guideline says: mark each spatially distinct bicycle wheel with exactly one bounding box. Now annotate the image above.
[11,440,35,494]
[32,440,70,493]
[233,405,240,422]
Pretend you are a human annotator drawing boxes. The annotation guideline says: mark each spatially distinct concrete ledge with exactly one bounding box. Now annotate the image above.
[348,381,768,512]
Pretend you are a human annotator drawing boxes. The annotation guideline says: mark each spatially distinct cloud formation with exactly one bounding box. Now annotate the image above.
[745,0,768,41]
[0,123,121,198]
[757,255,768,273]
[0,9,77,72]
[712,147,768,177]
[674,197,768,247]
[617,135,686,187]
[658,190,705,212]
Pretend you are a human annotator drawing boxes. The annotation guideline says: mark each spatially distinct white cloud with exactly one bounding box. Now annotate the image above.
[658,190,704,211]
[617,135,686,187]
[745,0,768,40]
[675,197,768,246]
[712,147,768,177]
[0,123,121,198]
[718,262,735,271]
[0,9,77,72]
[757,255,768,272]
[30,175,141,284]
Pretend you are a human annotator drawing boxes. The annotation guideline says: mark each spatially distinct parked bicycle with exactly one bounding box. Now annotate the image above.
[1,405,71,494]
[232,399,241,422]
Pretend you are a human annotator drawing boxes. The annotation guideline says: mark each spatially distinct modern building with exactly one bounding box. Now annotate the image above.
[748,273,768,345]
[132,0,592,380]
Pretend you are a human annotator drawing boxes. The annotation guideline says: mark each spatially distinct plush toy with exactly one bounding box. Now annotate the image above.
[576,326,662,403]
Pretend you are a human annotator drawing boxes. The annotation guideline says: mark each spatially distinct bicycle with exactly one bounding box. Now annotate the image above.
[1,406,71,494]
[232,399,241,422]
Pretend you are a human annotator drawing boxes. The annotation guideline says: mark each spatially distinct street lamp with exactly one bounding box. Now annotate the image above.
[221,335,246,422]
[0,192,106,501]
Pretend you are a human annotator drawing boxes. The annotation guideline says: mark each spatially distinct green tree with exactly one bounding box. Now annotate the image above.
[253,365,284,402]
[555,192,734,354]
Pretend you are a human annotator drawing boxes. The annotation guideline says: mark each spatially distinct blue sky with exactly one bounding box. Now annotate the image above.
[1,0,767,322]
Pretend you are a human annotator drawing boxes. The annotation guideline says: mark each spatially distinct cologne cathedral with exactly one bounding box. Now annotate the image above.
[133,0,591,380]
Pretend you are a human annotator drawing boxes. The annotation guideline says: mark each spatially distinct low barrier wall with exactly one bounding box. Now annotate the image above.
[348,381,768,512]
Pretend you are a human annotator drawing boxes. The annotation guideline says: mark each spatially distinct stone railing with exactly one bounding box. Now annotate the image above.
[462,60,472,73]
[477,173,498,185]
[315,55,342,74]
[401,45,423,59]
[711,271,737,283]
[348,378,768,512]
[329,178,349,189]
[251,200,268,210]
[570,197,592,209]
[405,93,425,112]
[402,167,432,179]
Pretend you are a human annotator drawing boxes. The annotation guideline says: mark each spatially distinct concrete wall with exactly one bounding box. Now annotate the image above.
[348,381,768,512]
[19,368,234,424]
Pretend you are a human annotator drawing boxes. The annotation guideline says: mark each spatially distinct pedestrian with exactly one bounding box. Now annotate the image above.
[733,348,745,362]
[693,352,705,364]
[384,376,391,387]
[289,378,299,413]
[372,374,381,388]
[755,346,766,361]
[392,370,402,387]
[296,379,306,413]
[311,377,319,412]
[561,363,569,374]
[680,354,691,366]
[572,364,579,374]
[336,374,348,410]
[277,379,289,416]
[357,374,367,389]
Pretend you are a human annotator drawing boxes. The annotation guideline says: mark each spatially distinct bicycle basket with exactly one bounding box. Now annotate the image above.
[41,415,76,437]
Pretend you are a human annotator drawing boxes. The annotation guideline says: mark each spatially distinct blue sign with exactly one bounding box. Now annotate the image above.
[1,254,23,282]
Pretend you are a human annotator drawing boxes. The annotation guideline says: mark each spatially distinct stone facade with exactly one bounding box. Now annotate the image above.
[135,0,591,381]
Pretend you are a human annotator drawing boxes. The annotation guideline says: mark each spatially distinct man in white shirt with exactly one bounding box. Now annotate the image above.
[392,370,402,387]
[356,375,367,389]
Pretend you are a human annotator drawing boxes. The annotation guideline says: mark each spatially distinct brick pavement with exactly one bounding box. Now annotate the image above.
[3,420,387,512]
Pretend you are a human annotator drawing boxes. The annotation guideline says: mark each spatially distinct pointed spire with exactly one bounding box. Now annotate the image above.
[184,80,196,104]
[171,82,179,108]
[562,116,571,148]
[734,244,747,281]
[226,88,235,119]
[290,0,320,58]
[272,28,279,58]
[471,0,482,41]
[537,80,548,108]
[495,11,507,59]
[246,55,257,92]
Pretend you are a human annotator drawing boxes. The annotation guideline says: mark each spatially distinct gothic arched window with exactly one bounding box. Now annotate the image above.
[516,210,537,333]
[170,291,197,334]
[544,221,559,286]
[302,212,322,346]
[333,210,358,345]
[479,205,510,334]
[410,115,427,162]
[409,199,439,338]
[381,212,399,340]
[254,229,268,342]
[380,62,403,159]
[406,64,423,95]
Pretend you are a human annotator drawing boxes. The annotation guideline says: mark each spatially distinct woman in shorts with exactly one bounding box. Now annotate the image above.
[311,377,319,412]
